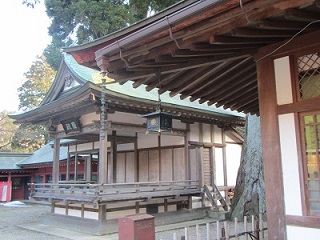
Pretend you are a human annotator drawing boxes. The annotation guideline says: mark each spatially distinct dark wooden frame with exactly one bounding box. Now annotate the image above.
[256,30,320,233]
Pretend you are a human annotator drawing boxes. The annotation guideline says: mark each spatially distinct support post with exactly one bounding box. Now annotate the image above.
[98,75,109,184]
[52,137,60,184]
[257,58,286,239]
[86,155,92,181]
[66,151,70,181]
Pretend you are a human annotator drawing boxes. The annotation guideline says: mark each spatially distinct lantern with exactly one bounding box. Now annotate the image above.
[143,110,172,133]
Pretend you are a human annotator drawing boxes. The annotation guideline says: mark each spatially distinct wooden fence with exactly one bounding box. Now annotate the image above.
[162,214,267,240]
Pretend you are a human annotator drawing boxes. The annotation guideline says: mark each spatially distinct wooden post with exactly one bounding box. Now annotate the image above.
[206,222,210,240]
[257,58,286,239]
[222,129,228,200]
[66,148,70,181]
[112,131,117,183]
[74,152,78,181]
[81,203,85,218]
[184,227,189,240]
[173,232,177,240]
[164,199,168,212]
[244,216,248,240]
[196,224,200,240]
[86,155,92,181]
[98,204,106,221]
[135,201,139,213]
[52,137,60,184]
[65,201,69,215]
[235,217,239,240]
[252,215,256,239]
[51,201,55,214]
[99,79,109,184]
[216,221,220,240]
[134,133,138,182]
[259,213,264,239]
[224,221,230,240]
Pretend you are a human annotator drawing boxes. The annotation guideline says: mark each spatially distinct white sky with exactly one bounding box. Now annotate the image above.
[0,1,51,112]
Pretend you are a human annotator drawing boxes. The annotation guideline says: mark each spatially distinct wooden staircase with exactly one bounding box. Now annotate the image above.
[203,184,228,211]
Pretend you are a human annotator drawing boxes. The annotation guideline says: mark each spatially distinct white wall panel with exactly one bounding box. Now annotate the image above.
[278,114,302,216]
[287,226,320,240]
[274,57,293,105]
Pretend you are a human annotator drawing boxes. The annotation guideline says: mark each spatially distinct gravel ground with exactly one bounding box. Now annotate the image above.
[0,201,267,240]
[0,202,68,240]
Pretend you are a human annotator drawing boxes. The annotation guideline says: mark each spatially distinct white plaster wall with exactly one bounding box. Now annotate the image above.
[173,119,186,129]
[274,56,293,105]
[189,123,200,142]
[202,124,211,142]
[215,147,224,186]
[213,125,222,144]
[278,114,302,215]
[287,226,320,240]
[226,144,242,186]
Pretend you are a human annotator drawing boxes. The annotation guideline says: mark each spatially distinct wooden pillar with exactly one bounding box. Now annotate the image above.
[99,135,108,184]
[257,58,286,239]
[66,151,70,181]
[134,133,138,182]
[52,137,60,184]
[222,129,228,197]
[185,124,190,180]
[8,172,11,182]
[98,204,107,221]
[158,134,161,181]
[112,131,117,183]
[86,155,92,181]
[74,153,78,181]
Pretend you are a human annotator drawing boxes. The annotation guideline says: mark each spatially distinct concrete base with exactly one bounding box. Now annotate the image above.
[44,208,229,236]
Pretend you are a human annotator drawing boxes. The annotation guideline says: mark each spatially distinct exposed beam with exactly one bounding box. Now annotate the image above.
[185,57,253,101]
[231,28,297,38]
[285,8,320,22]
[210,35,280,45]
[256,20,313,30]
[169,64,223,98]
[211,79,257,107]
[200,68,257,104]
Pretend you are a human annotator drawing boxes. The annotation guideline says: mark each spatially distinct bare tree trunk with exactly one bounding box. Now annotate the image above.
[230,114,266,220]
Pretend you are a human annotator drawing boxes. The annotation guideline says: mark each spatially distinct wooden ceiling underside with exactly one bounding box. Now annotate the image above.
[99,0,320,115]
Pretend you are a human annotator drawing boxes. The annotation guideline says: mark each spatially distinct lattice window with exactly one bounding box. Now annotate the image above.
[301,112,320,216]
[298,53,320,99]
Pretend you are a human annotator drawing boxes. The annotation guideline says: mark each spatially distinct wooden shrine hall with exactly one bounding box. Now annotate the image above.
[10,53,245,233]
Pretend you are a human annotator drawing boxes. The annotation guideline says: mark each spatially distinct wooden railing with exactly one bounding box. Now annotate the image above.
[29,180,201,204]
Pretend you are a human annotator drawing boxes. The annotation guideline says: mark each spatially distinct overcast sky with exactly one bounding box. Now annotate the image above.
[0,1,51,112]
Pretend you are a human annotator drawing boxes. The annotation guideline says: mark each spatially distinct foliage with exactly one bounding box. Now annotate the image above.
[13,55,56,152]
[11,124,49,153]
[0,111,18,152]
[18,55,56,111]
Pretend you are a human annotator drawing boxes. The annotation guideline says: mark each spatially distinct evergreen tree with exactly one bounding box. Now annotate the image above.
[18,55,56,111]
[0,111,18,152]
[12,55,56,152]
